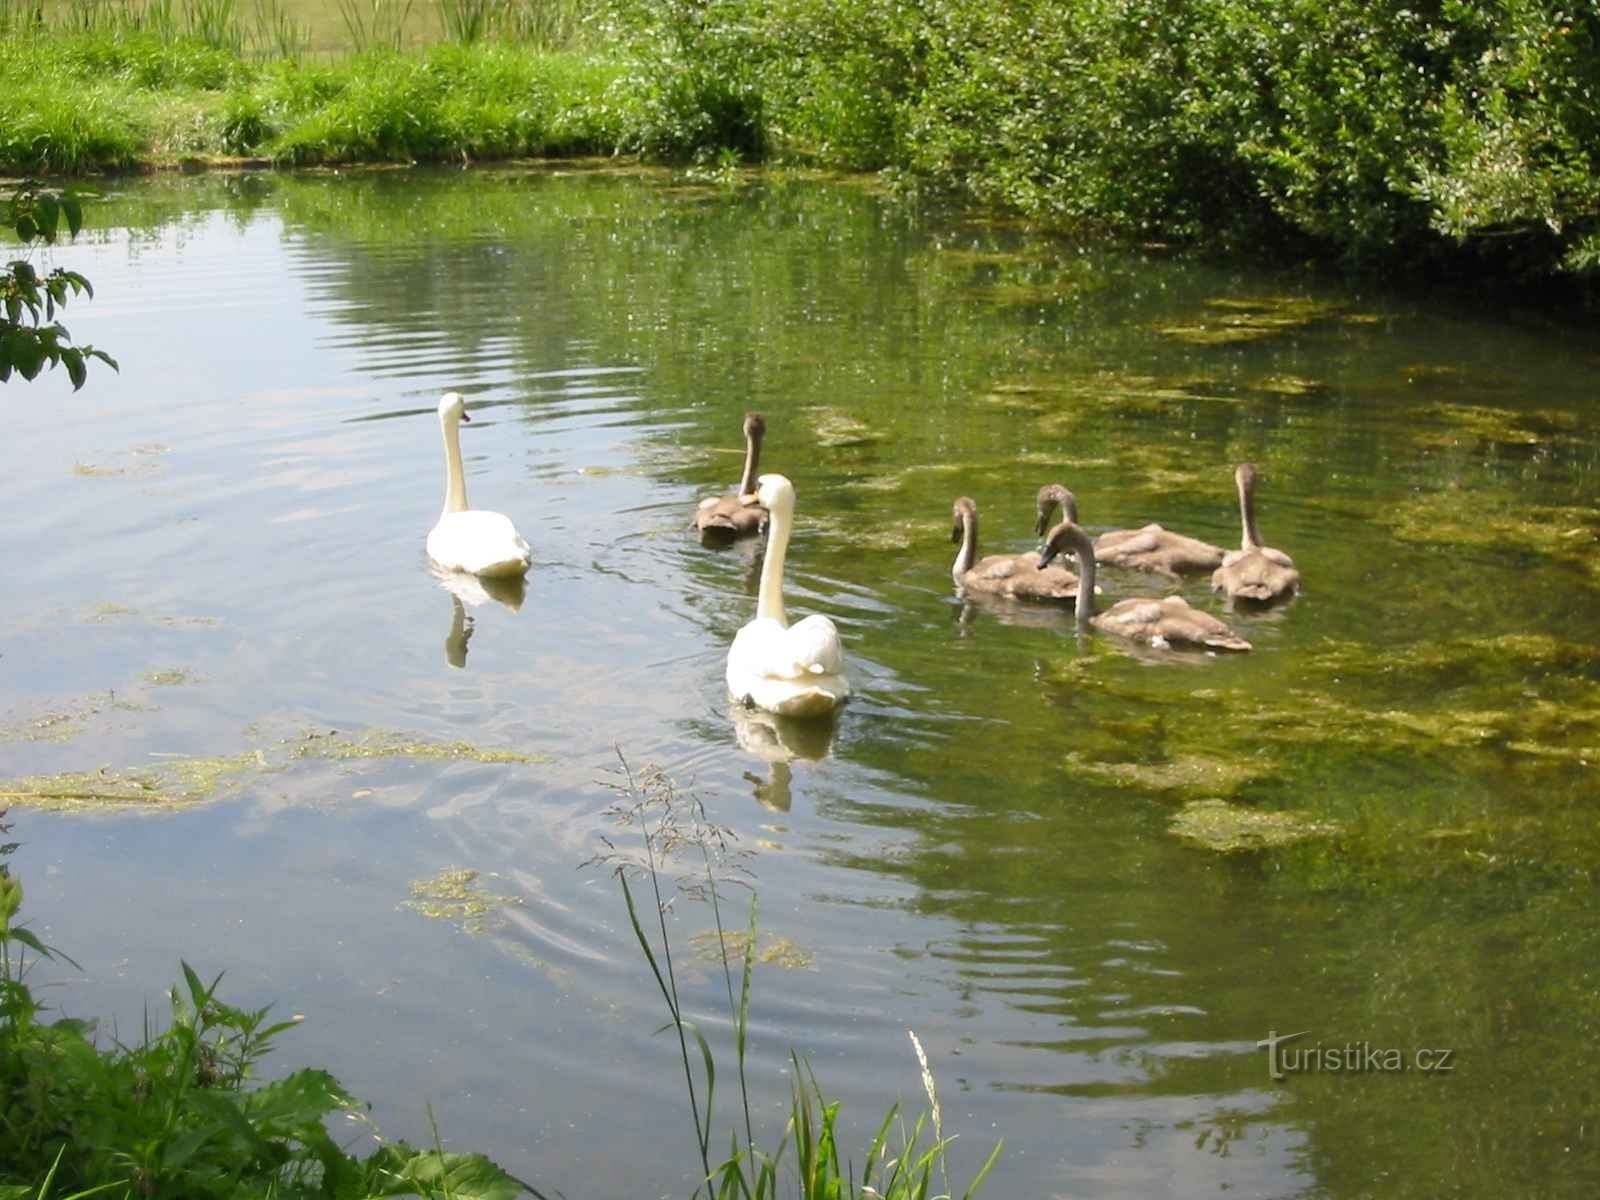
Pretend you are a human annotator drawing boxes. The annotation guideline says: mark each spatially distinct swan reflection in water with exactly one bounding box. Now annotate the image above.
[430,565,525,668]
[729,704,836,812]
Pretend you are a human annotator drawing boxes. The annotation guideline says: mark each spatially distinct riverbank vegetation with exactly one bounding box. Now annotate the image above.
[2,1,1596,285]
[0,807,526,1198]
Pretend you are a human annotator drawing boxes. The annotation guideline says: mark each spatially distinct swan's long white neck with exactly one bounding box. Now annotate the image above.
[1237,472,1262,549]
[441,413,469,517]
[738,428,762,496]
[952,508,978,580]
[757,494,792,624]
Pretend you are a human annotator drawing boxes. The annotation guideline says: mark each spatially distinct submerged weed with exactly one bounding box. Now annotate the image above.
[290,727,548,764]
[805,405,882,448]
[0,727,544,812]
[0,752,266,813]
[591,750,1000,1199]
[1171,798,1338,852]
[402,865,523,933]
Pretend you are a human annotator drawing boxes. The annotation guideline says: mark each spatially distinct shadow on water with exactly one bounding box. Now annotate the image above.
[2,167,1597,1198]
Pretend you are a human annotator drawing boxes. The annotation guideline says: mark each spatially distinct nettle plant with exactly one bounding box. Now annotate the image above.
[2,182,117,390]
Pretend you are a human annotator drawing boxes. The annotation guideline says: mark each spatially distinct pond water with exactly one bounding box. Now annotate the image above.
[4,167,1597,1198]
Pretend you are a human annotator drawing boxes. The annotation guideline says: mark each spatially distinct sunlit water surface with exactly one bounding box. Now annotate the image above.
[4,169,1597,1198]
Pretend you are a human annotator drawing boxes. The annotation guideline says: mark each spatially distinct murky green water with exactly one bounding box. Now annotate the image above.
[4,167,1597,1197]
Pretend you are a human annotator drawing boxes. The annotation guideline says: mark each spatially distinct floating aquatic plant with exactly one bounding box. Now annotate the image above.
[1411,402,1583,450]
[1170,798,1338,852]
[0,728,545,812]
[289,728,547,764]
[1381,487,1600,586]
[0,690,155,744]
[690,928,814,970]
[401,866,523,935]
[1064,752,1271,799]
[1153,296,1353,345]
[0,752,267,813]
[804,405,882,448]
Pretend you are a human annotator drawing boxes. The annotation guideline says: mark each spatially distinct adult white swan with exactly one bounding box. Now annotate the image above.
[426,392,531,578]
[726,474,850,718]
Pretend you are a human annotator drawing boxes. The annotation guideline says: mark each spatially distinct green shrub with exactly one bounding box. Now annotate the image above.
[0,860,525,1199]
[605,0,1600,280]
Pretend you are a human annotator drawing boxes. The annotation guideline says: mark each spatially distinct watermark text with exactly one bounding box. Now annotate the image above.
[1257,1029,1455,1080]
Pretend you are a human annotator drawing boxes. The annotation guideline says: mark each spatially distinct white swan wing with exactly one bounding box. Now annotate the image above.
[785,614,846,677]
[727,616,850,717]
[428,510,531,578]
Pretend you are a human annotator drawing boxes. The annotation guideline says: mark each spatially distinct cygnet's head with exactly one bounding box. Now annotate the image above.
[439,392,472,424]
[1034,484,1077,536]
[951,496,976,544]
[743,411,767,440]
[1037,520,1093,570]
[756,473,795,510]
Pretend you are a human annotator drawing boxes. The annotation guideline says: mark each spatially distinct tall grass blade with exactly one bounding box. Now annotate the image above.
[962,1138,1005,1199]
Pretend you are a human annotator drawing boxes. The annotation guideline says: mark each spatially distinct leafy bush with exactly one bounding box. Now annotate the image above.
[0,836,526,1199]
[605,0,1600,280]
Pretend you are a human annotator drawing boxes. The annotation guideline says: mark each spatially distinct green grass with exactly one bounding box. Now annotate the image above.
[16,0,590,55]
[595,754,1003,1200]
[0,33,625,170]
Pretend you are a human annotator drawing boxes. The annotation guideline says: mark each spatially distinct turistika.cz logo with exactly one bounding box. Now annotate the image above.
[1256,1030,1455,1080]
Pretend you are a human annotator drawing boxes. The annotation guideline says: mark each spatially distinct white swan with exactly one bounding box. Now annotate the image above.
[726,474,850,718]
[425,392,531,578]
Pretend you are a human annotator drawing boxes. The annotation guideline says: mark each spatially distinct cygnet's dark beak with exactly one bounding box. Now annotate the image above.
[1038,545,1058,569]
[1033,512,1047,537]
[950,522,962,545]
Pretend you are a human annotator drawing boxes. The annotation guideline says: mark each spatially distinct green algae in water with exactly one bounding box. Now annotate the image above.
[1,728,547,813]
[143,668,197,687]
[0,706,92,745]
[1253,374,1330,398]
[1170,798,1338,852]
[1020,370,1245,429]
[804,406,882,448]
[808,515,927,553]
[1154,297,1348,345]
[1411,402,1583,450]
[81,602,220,628]
[1381,487,1600,586]
[0,691,156,745]
[1106,441,1218,494]
[0,751,268,813]
[1304,634,1600,683]
[289,728,548,765]
[401,867,523,935]
[1064,753,1271,798]
[690,928,815,970]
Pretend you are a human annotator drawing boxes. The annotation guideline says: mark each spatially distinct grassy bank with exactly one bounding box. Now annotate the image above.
[0,34,624,169]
